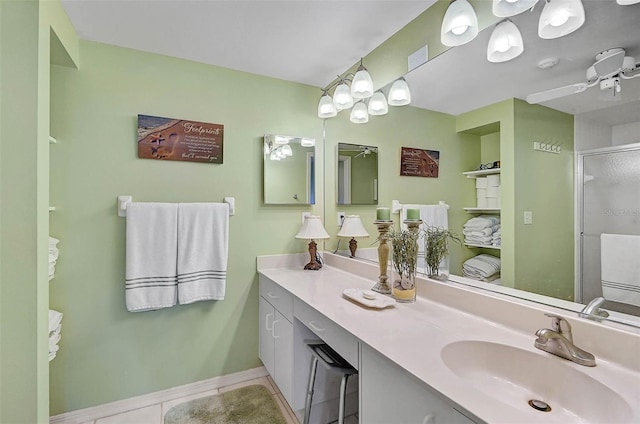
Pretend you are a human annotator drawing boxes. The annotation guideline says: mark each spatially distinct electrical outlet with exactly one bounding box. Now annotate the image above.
[302,212,311,224]
[337,212,345,226]
[524,211,533,225]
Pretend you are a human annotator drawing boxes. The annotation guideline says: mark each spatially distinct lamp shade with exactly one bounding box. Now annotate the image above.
[351,64,374,99]
[350,101,369,124]
[295,215,330,240]
[487,20,524,63]
[333,81,353,110]
[281,144,293,157]
[368,90,389,115]
[538,0,585,39]
[617,0,640,4]
[441,0,479,47]
[301,138,315,147]
[388,77,411,106]
[337,215,369,238]
[318,93,337,118]
[492,0,539,17]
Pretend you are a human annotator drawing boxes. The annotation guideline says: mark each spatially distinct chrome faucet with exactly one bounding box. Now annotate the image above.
[580,296,610,321]
[534,314,596,367]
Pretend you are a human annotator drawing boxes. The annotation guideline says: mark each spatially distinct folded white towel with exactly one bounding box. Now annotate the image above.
[49,310,63,333]
[464,215,500,230]
[49,332,61,351]
[177,203,229,304]
[465,235,493,243]
[50,323,62,338]
[463,228,493,237]
[125,203,178,312]
[487,174,500,187]
[49,237,60,247]
[463,254,501,278]
[601,233,640,307]
[49,250,59,263]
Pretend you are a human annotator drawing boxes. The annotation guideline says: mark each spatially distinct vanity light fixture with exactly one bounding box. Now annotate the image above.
[301,138,315,147]
[350,100,369,124]
[368,90,389,115]
[351,58,374,99]
[280,144,293,157]
[274,135,290,145]
[318,91,337,118]
[295,215,330,270]
[492,0,539,17]
[337,215,370,258]
[333,80,354,111]
[441,0,479,47]
[387,77,411,106]
[487,20,524,63]
[538,0,585,39]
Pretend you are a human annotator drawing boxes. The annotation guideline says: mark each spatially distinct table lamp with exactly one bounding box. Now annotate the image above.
[296,215,330,270]
[337,215,369,258]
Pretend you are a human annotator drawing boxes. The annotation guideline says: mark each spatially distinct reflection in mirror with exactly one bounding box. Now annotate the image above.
[263,134,315,205]
[337,143,378,205]
[325,1,640,328]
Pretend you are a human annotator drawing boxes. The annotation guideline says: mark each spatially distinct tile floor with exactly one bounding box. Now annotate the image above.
[85,376,299,424]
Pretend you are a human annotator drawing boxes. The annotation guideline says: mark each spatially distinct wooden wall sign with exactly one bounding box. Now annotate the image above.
[400,147,439,178]
[137,114,224,164]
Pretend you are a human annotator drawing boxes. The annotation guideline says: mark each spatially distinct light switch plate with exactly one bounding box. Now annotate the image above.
[524,211,533,225]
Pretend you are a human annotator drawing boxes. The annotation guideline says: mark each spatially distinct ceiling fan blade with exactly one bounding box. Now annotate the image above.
[526,83,589,104]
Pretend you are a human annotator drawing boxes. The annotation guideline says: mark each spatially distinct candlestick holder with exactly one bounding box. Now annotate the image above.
[371,220,393,294]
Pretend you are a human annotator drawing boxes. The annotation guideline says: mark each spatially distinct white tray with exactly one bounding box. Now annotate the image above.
[342,288,395,309]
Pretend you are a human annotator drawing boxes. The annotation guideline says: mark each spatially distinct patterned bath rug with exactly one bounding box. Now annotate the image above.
[164,384,289,424]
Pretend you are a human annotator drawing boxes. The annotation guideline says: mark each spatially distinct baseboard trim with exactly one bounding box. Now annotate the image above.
[50,366,268,424]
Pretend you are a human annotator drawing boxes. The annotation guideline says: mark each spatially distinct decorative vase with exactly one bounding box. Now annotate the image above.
[390,222,420,303]
[425,226,458,281]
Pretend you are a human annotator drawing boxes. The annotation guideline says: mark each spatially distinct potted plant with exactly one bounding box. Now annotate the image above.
[424,226,461,281]
[388,227,420,303]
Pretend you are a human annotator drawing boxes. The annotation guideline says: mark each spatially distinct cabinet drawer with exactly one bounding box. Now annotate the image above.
[294,299,359,369]
[260,276,293,322]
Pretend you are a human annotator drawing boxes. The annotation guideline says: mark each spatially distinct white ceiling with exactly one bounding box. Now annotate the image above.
[60,0,437,88]
[60,0,640,125]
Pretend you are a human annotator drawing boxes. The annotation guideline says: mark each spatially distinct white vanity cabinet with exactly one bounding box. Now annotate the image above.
[259,275,293,405]
[360,345,477,424]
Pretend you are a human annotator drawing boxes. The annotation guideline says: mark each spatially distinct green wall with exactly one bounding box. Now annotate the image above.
[1,1,78,422]
[325,106,480,276]
[49,40,322,414]
[513,100,574,300]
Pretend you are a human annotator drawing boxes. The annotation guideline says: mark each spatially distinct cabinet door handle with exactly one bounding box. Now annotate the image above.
[272,319,280,339]
[267,292,278,299]
[422,414,435,424]
[265,313,274,332]
[307,320,325,333]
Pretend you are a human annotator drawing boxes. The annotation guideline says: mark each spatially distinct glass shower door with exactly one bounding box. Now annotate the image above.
[579,143,640,314]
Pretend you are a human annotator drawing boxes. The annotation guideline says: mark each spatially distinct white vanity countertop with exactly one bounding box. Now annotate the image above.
[257,254,640,424]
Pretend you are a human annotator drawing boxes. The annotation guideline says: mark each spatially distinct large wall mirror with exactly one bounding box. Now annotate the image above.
[263,134,316,205]
[323,1,640,327]
[337,143,378,205]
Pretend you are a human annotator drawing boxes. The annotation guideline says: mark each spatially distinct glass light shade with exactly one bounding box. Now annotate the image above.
[274,135,289,145]
[368,91,389,115]
[301,138,315,147]
[538,0,585,39]
[617,0,640,4]
[333,82,353,110]
[269,151,281,161]
[350,101,369,124]
[487,20,524,63]
[388,78,411,106]
[281,144,293,157]
[351,66,374,99]
[441,0,479,47]
[318,93,337,118]
[337,215,370,238]
[492,0,539,17]
[295,215,330,240]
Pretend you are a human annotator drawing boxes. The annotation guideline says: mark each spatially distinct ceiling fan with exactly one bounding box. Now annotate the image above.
[526,48,640,104]
[354,146,377,158]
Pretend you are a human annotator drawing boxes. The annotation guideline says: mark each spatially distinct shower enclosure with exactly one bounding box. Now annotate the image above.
[577,142,640,316]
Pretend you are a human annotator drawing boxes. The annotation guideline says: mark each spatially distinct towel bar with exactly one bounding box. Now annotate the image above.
[391,199,449,214]
[117,196,235,217]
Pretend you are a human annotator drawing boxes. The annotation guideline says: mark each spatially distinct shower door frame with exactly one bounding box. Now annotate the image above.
[574,141,640,304]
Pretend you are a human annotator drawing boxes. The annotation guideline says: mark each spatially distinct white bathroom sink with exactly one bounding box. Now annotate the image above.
[441,340,634,423]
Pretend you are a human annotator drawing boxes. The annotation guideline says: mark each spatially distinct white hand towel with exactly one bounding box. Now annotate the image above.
[177,203,229,304]
[125,202,178,312]
[49,310,63,333]
[601,233,640,307]
[49,237,60,247]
